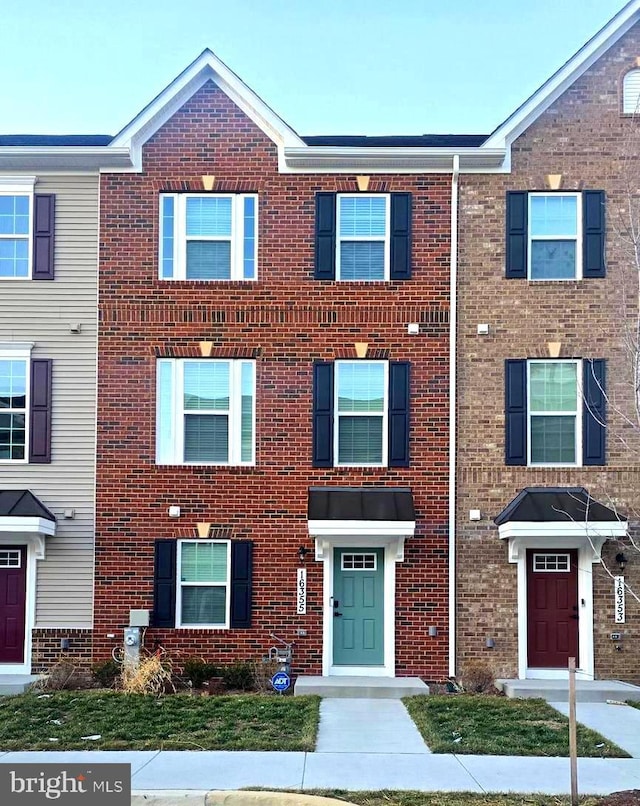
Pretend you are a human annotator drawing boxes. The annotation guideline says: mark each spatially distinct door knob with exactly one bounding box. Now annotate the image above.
[334,611,343,617]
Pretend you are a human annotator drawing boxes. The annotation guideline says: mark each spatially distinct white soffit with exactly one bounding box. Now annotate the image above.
[484,0,640,150]
[308,519,416,538]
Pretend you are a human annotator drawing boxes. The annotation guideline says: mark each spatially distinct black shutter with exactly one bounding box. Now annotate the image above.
[583,359,606,465]
[505,191,527,278]
[505,359,527,465]
[230,541,253,628]
[33,194,55,280]
[313,362,334,467]
[390,193,412,280]
[583,190,606,278]
[388,362,410,467]
[29,359,52,463]
[153,540,176,628]
[315,193,336,279]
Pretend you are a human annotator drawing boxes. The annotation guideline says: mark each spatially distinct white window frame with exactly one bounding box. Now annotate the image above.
[156,358,256,466]
[0,549,22,568]
[623,68,640,115]
[0,178,35,281]
[159,193,258,281]
[336,193,390,281]
[341,552,378,571]
[0,343,33,464]
[176,539,231,629]
[527,192,582,281]
[527,358,582,467]
[334,360,388,467]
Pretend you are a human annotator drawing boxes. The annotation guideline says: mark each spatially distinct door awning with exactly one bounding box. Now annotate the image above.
[0,490,56,537]
[495,487,627,562]
[308,486,415,539]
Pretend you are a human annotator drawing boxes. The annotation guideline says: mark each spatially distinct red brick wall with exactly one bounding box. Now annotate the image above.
[456,25,640,681]
[31,629,93,675]
[95,81,452,681]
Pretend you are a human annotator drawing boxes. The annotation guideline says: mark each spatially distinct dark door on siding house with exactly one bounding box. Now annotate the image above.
[0,546,27,663]
[527,549,579,669]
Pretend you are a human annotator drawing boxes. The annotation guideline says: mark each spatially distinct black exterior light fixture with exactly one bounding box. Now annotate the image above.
[615,552,628,572]
[298,545,310,564]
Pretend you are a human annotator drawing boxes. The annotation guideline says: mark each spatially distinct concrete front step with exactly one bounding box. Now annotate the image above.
[294,675,429,699]
[0,674,40,695]
[496,678,640,703]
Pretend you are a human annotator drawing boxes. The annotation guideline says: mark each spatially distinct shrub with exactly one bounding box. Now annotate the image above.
[120,652,175,695]
[252,658,281,693]
[220,661,255,691]
[460,660,495,693]
[182,657,220,689]
[92,660,120,688]
[37,658,91,691]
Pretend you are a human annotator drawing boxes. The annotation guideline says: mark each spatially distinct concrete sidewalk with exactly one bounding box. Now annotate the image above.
[1,749,640,798]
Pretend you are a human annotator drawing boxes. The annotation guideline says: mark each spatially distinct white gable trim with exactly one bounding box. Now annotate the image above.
[110,49,304,171]
[484,1,640,150]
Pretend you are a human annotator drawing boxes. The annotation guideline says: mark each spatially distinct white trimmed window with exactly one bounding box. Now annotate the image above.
[159,193,257,280]
[0,345,31,462]
[528,193,582,280]
[623,69,640,114]
[156,359,255,465]
[177,540,230,628]
[0,181,33,279]
[337,194,390,280]
[528,359,581,466]
[335,360,388,465]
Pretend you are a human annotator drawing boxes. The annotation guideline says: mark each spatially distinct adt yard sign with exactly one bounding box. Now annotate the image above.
[271,671,291,692]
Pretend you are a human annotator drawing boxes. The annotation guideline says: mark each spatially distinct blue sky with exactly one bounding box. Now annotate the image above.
[2,0,627,136]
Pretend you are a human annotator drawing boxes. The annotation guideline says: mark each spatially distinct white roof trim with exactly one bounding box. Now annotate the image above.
[283,146,505,173]
[0,147,131,171]
[111,49,304,171]
[308,519,415,538]
[484,0,640,149]
[0,516,56,537]
[498,520,627,563]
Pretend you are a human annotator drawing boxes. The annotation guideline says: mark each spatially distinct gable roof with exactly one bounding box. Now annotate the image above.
[110,48,305,168]
[484,0,640,150]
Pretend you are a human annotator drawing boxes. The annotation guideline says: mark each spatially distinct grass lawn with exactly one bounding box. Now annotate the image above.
[403,695,628,757]
[0,691,319,751]
[628,700,640,709]
[293,793,603,806]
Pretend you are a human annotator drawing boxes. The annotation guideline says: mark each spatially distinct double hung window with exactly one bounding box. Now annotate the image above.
[157,359,255,465]
[177,540,230,628]
[0,354,27,460]
[160,194,257,280]
[0,191,30,278]
[335,361,387,465]
[336,195,389,280]
[528,194,581,280]
[528,360,580,465]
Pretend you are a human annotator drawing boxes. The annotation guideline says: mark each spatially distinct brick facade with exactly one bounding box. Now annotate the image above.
[457,25,640,682]
[31,629,93,675]
[94,82,452,681]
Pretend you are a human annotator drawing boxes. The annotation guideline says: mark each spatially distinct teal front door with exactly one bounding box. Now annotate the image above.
[333,548,384,666]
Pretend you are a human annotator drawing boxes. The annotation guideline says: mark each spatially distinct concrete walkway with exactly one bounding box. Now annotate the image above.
[316,698,430,753]
[551,700,640,757]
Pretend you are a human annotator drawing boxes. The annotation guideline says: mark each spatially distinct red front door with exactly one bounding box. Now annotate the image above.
[0,547,27,664]
[527,549,578,669]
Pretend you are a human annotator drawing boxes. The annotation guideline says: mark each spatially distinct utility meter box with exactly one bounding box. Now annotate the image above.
[129,609,150,627]
[124,627,141,665]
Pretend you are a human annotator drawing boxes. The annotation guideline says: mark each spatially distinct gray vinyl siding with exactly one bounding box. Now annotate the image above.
[0,174,98,628]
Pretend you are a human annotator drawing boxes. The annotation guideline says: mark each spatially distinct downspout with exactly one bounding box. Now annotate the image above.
[448,155,460,678]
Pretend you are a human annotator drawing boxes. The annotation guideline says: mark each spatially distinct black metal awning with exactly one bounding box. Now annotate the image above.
[494,487,625,525]
[308,487,414,521]
[0,490,56,522]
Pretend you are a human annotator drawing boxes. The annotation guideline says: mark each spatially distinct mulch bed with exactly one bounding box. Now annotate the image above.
[597,791,640,805]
